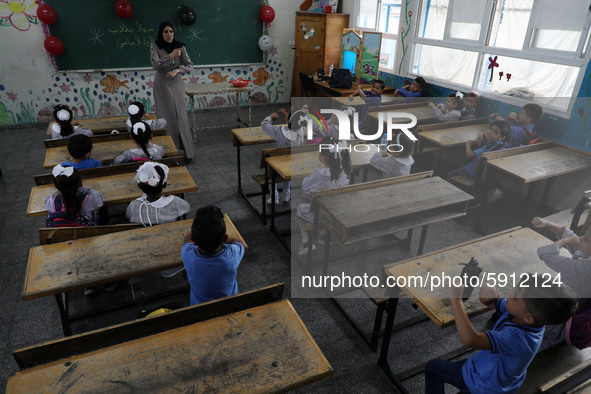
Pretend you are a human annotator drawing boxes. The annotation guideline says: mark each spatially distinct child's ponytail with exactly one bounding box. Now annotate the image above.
[128,101,145,125]
[52,164,82,215]
[53,104,74,137]
[322,137,351,180]
[131,121,153,159]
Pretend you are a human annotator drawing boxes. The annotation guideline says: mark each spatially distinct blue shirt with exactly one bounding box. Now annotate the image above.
[462,298,544,394]
[397,87,422,97]
[509,123,536,147]
[181,242,245,305]
[61,158,102,170]
[464,140,508,176]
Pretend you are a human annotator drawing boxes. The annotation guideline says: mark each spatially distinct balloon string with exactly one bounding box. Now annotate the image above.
[40,10,58,71]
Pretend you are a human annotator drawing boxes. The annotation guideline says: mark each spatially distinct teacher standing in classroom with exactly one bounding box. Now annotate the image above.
[150,21,194,162]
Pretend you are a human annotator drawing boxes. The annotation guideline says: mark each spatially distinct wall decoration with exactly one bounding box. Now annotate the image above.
[359,31,382,84]
[339,29,361,82]
[397,0,413,73]
[0,0,37,31]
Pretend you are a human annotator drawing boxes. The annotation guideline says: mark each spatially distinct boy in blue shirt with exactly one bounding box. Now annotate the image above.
[349,79,385,129]
[394,76,425,98]
[61,134,101,170]
[181,206,246,305]
[425,274,577,394]
[491,103,543,147]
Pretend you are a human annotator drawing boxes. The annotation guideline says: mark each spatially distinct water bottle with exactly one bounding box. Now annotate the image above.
[380,132,388,147]
[329,63,334,77]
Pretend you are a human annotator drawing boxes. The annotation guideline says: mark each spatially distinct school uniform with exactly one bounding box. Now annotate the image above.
[297,168,349,222]
[260,116,304,147]
[359,92,382,129]
[61,158,101,170]
[397,87,422,98]
[126,195,190,227]
[44,186,104,227]
[126,117,168,133]
[431,105,461,122]
[50,124,93,140]
[461,107,477,120]
[446,140,509,182]
[509,123,538,147]
[113,142,164,164]
[370,152,414,179]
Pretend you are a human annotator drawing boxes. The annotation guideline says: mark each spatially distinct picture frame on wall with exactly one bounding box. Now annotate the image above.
[359,32,382,84]
[339,29,362,82]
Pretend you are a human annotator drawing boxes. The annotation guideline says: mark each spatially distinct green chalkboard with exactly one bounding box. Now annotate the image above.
[46,0,264,70]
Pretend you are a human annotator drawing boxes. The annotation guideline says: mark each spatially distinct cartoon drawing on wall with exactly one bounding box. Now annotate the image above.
[0,0,38,31]
[397,0,413,73]
[0,101,13,124]
[359,32,382,84]
[253,67,271,86]
[100,74,129,93]
[188,76,199,84]
[208,71,228,83]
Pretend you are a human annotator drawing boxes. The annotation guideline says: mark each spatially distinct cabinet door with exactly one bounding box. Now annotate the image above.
[295,16,325,51]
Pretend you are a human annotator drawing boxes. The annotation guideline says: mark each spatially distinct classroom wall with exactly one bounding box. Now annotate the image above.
[0,0,299,127]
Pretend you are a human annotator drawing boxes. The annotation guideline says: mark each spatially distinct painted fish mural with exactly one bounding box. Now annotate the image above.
[99,75,129,93]
[252,67,271,86]
[208,71,228,83]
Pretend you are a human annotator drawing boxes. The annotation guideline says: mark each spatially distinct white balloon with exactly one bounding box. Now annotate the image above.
[258,35,273,51]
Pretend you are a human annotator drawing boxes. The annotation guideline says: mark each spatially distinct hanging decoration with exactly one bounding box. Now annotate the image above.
[115,0,133,19]
[258,35,273,51]
[488,55,499,82]
[259,5,275,24]
[44,36,64,55]
[36,4,57,25]
[180,5,196,25]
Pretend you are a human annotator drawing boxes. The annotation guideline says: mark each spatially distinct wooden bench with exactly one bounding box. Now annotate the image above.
[39,223,143,244]
[45,113,159,137]
[541,190,591,235]
[43,128,166,148]
[43,135,178,168]
[415,117,489,155]
[24,215,246,336]
[8,284,334,393]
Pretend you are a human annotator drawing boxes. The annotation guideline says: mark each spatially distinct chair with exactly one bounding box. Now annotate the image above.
[299,72,317,97]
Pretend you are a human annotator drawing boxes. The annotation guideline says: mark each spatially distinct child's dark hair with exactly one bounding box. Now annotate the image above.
[53,167,82,216]
[131,121,153,159]
[191,206,226,253]
[128,101,145,125]
[67,134,93,160]
[490,120,511,139]
[523,103,543,123]
[374,79,386,91]
[320,137,351,181]
[394,132,414,158]
[519,273,578,325]
[53,104,74,137]
[448,93,463,109]
[137,164,166,196]
[414,77,426,89]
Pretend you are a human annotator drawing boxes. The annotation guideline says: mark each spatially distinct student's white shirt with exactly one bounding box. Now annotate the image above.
[370,152,414,178]
[126,194,190,226]
[50,124,93,140]
[126,117,168,133]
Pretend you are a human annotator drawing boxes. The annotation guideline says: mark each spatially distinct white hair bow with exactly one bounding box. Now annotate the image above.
[328,140,348,159]
[56,109,70,122]
[455,91,464,98]
[341,106,355,117]
[52,164,74,178]
[132,122,147,135]
[128,104,140,115]
[134,162,169,186]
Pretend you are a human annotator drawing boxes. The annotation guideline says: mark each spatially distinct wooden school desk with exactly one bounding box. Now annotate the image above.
[45,113,158,137]
[331,93,399,107]
[377,227,561,390]
[23,216,245,336]
[27,165,197,217]
[43,135,178,168]
[185,83,253,140]
[43,128,166,148]
[314,80,396,97]
[9,285,333,393]
[367,102,439,128]
[416,118,490,154]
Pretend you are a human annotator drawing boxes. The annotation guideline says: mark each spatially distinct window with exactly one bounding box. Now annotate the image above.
[355,0,401,74]
[408,0,591,115]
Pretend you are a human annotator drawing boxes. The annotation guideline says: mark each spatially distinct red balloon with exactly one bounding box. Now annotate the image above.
[115,0,133,19]
[259,5,275,24]
[37,4,57,25]
[44,36,64,56]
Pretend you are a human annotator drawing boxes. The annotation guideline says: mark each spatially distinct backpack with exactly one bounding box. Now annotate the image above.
[566,304,591,350]
[328,69,353,89]
[520,126,541,145]
[46,191,94,227]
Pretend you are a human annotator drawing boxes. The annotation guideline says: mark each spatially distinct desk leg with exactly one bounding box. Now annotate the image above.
[417,225,429,255]
[377,295,407,393]
[235,91,240,125]
[236,142,242,194]
[270,171,277,232]
[321,231,332,277]
[55,293,72,337]
[190,96,197,143]
[247,90,252,126]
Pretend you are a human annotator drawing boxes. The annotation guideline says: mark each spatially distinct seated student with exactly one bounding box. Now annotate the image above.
[181,206,246,305]
[532,216,591,352]
[370,132,414,178]
[113,121,164,164]
[321,106,356,140]
[424,276,577,394]
[45,164,104,227]
[50,104,93,140]
[393,76,426,98]
[348,80,385,129]
[61,134,101,170]
[461,91,480,120]
[261,108,307,204]
[490,103,543,147]
[446,120,511,187]
[296,138,351,255]
[429,92,463,122]
[126,101,167,133]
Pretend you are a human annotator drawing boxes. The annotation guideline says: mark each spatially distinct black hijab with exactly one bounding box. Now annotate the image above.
[154,21,185,53]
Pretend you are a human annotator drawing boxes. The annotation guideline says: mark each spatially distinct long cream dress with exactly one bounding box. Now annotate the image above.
[150,42,194,159]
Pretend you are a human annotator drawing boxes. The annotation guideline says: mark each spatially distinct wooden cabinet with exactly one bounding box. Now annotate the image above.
[292,12,349,97]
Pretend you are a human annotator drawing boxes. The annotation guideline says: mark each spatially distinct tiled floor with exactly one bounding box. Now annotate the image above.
[0,105,552,393]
